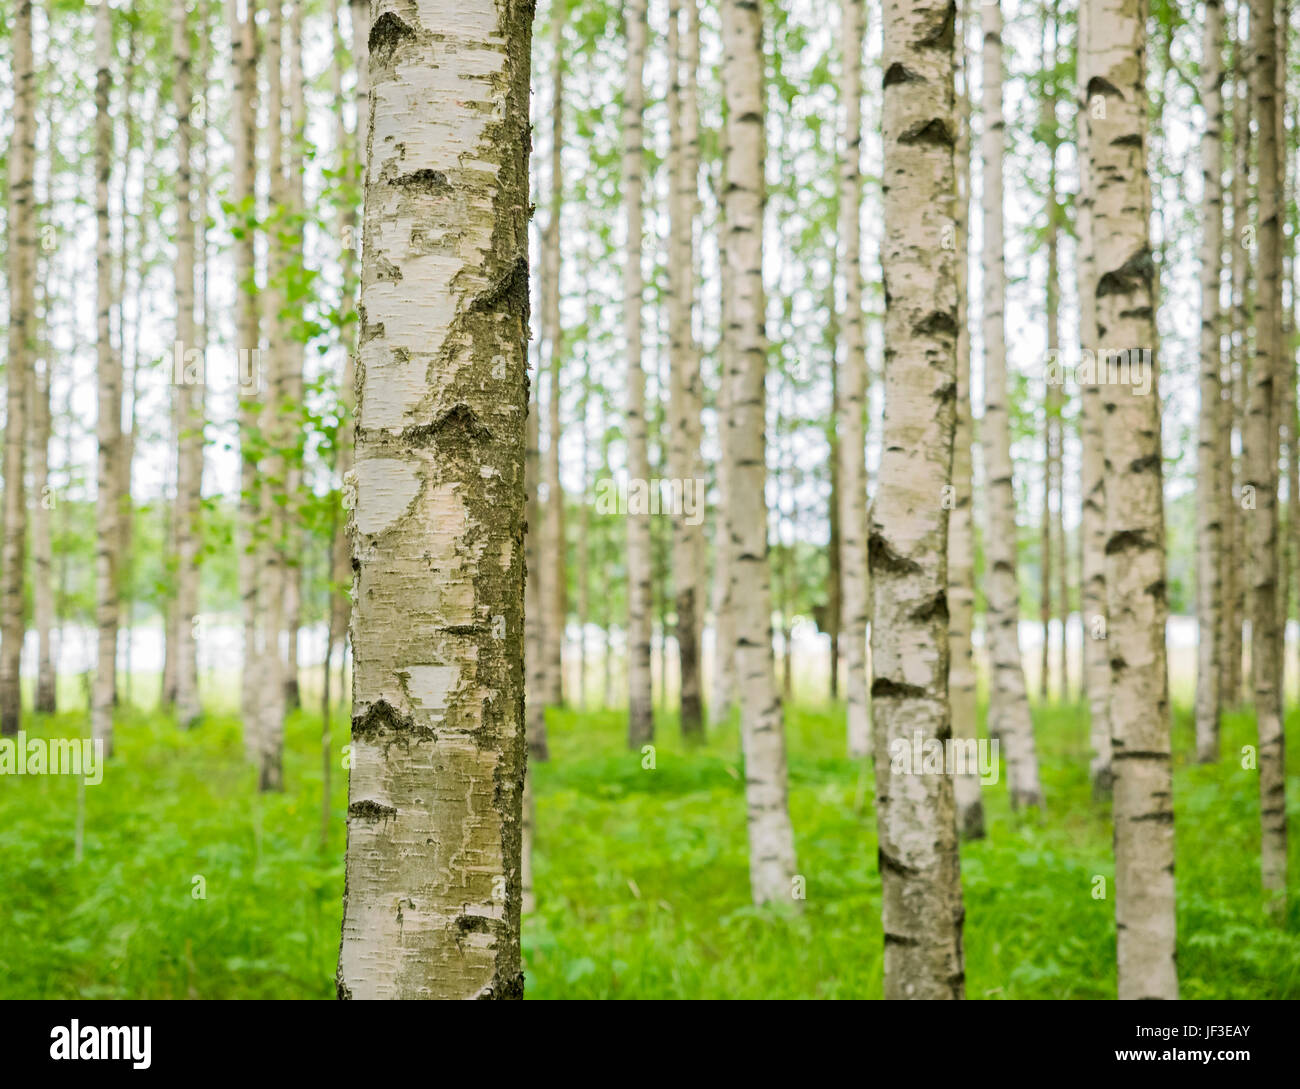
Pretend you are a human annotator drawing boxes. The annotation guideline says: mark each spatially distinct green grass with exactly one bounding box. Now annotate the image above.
[2,691,1298,998]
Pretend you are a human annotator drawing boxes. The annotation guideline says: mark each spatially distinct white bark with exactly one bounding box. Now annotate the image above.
[874,0,964,998]
[336,0,530,1000]
[722,0,798,905]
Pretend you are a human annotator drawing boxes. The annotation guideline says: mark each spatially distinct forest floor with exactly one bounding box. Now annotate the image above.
[1,690,1298,998]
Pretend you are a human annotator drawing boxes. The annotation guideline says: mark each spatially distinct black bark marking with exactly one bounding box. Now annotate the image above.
[369,12,416,64]
[349,799,398,821]
[872,677,927,699]
[899,118,954,148]
[393,168,450,193]
[870,532,921,575]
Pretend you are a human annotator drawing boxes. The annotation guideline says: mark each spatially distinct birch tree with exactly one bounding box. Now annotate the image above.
[93,0,120,756]
[233,0,262,761]
[542,0,567,711]
[873,0,964,998]
[625,0,654,748]
[1246,0,1287,914]
[951,0,984,839]
[981,0,1042,807]
[838,0,871,760]
[1197,0,1225,763]
[173,0,204,730]
[1,0,35,737]
[668,0,706,740]
[721,0,798,906]
[1084,0,1178,998]
[336,0,530,1000]
[1077,0,1110,793]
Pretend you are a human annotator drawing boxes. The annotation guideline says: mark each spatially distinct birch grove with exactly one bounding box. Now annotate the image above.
[2,0,1297,1006]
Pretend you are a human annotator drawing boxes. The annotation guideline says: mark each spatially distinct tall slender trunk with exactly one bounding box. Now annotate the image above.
[1197,0,1226,763]
[93,0,120,756]
[1077,0,1110,792]
[1247,0,1287,915]
[1084,0,1178,998]
[173,0,203,729]
[542,3,567,711]
[336,0,530,1000]
[256,0,288,792]
[669,0,705,740]
[1043,7,1066,707]
[329,0,366,726]
[722,0,798,906]
[2,0,35,736]
[32,338,55,716]
[951,0,984,840]
[708,163,736,727]
[282,0,307,713]
[1231,12,1252,708]
[625,0,654,748]
[873,0,964,998]
[233,0,262,763]
[982,0,1042,807]
[525,304,548,759]
[839,0,871,759]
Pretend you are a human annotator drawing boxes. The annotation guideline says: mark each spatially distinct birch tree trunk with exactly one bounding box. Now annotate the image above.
[328,0,367,721]
[981,0,1042,808]
[32,354,55,716]
[336,0,530,1000]
[1,0,34,736]
[1084,0,1178,998]
[873,0,964,998]
[1197,0,1226,763]
[722,0,798,906]
[625,0,654,748]
[233,0,262,763]
[1247,0,1287,914]
[1225,16,1250,708]
[283,0,307,712]
[950,0,984,840]
[257,0,288,792]
[838,0,871,760]
[1076,0,1110,792]
[669,0,705,741]
[709,163,736,728]
[542,1,566,711]
[173,0,204,730]
[93,0,120,757]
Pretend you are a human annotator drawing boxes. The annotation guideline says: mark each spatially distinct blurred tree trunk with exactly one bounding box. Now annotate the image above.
[708,161,735,728]
[282,0,306,713]
[1196,0,1225,763]
[542,2,567,711]
[1077,0,1110,793]
[1246,0,1287,915]
[1225,12,1251,708]
[336,0,529,1000]
[93,0,120,757]
[233,0,262,764]
[3,0,36,735]
[669,0,705,740]
[173,0,203,730]
[1085,0,1178,998]
[950,0,984,841]
[257,0,289,792]
[838,0,870,760]
[722,0,797,905]
[873,0,964,998]
[982,0,1041,807]
[625,0,654,748]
